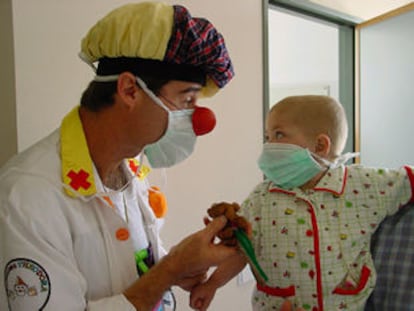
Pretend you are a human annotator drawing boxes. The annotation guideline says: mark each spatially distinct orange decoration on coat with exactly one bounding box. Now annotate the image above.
[148,186,168,218]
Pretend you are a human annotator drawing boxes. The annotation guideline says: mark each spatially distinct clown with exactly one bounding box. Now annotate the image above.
[0,2,235,311]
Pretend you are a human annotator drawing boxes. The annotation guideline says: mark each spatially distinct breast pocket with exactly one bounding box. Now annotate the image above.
[257,283,296,297]
[332,265,371,295]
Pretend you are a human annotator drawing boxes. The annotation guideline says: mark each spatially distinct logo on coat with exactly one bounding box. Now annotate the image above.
[5,258,51,310]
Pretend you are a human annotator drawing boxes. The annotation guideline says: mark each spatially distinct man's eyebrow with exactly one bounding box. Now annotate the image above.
[179,86,202,94]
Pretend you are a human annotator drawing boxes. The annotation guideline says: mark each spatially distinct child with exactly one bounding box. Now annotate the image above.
[190,95,414,311]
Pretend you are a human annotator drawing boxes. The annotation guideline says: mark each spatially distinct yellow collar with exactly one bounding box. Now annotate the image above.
[60,106,149,197]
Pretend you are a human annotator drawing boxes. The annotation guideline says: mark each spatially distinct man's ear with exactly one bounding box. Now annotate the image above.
[117,72,139,108]
[315,134,331,158]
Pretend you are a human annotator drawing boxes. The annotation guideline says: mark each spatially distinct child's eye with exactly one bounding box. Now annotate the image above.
[275,131,284,140]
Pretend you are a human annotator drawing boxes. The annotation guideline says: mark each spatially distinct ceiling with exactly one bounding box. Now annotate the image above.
[310,0,413,21]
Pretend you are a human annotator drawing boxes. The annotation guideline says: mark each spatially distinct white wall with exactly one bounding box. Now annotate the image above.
[359,8,414,168]
[11,0,262,310]
[12,1,131,151]
[268,8,339,107]
[311,0,413,20]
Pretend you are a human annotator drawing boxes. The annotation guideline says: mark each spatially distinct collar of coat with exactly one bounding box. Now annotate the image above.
[60,106,150,198]
[268,166,348,197]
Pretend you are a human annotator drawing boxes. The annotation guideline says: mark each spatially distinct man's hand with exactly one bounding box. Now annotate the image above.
[167,216,239,282]
[124,216,237,311]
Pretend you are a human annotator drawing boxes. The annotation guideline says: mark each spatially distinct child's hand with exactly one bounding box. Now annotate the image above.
[176,271,207,291]
[189,281,217,311]
[207,202,252,245]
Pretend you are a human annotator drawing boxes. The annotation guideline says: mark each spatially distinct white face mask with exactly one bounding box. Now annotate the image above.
[136,77,197,168]
[257,142,358,189]
[144,109,196,168]
[258,143,325,189]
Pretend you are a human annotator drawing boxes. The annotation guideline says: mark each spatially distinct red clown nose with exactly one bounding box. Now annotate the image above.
[192,106,216,136]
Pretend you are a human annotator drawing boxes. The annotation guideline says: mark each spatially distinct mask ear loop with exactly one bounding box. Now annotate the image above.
[133,81,170,186]
[333,152,360,166]
[78,55,169,114]
[74,61,171,214]
[88,72,170,114]
[136,76,218,136]
[312,151,360,169]
[135,76,170,112]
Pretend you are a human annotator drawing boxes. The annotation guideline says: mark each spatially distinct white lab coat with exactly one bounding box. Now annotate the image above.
[0,129,167,311]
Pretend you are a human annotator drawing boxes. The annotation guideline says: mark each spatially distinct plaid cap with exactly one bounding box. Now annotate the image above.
[80,2,234,97]
[164,5,235,90]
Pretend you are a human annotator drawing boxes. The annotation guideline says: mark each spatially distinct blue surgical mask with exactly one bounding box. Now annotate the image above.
[257,143,325,189]
[136,77,197,168]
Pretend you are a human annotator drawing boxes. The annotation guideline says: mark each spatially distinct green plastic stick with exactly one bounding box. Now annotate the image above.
[234,228,268,283]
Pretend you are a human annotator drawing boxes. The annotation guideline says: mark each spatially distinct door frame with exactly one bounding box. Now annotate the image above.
[263,0,361,154]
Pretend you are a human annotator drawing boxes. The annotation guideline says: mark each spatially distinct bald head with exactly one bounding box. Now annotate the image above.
[269,95,348,157]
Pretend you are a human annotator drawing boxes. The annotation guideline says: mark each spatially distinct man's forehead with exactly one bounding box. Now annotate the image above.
[163,81,202,93]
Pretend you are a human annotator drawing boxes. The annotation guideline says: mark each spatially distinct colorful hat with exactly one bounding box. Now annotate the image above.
[80,2,234,97]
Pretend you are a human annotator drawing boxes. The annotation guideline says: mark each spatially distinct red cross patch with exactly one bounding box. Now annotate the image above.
[129,159,139,174]
[67,169,91,191]
[128,159,143,178]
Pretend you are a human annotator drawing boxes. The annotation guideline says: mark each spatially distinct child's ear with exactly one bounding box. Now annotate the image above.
[315,134,331,158]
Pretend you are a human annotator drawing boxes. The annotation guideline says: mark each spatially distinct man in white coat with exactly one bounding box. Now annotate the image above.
[0,2,238,310]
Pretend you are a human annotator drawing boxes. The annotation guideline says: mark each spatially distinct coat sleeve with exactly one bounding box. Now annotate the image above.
[0,175,136,311]
[87,295,136,310]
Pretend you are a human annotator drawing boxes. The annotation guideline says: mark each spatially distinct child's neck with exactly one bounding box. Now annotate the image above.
[300,169,329,191]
